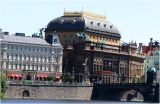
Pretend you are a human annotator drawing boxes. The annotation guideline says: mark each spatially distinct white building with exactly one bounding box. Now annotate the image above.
[152,48,160,83]
[144,48,160,83]
[0,29,63,81]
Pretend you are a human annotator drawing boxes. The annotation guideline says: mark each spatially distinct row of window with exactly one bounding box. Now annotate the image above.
[60,34,119,45]
[53,48,63,54]
[152,51,159,56]
[130,70,142,77]
[1,44,51,53]
[94,54,118,59]
[146,59,159,63]
[6,53,51,62]
[62,37,119,45]
[93,64,119,72]
[93,64,103,71]
[146,65,160,70]
[5,63,51,72]
[130,64,142,70]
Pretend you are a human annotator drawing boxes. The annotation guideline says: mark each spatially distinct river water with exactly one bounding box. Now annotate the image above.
[1,99,147,104]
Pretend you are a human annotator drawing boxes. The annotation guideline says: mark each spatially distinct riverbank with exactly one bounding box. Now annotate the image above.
[1,98,147,104]
[3,83,159,103]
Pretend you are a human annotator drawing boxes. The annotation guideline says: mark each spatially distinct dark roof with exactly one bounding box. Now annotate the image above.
[46,16,85,31]
[142,45,158,56]
[45,16,120,37]
[2,35,50,46]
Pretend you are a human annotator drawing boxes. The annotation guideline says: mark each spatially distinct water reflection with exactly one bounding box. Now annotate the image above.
[1,99,147,104]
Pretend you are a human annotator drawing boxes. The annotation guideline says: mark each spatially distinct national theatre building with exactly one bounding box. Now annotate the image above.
[45,11,145,83]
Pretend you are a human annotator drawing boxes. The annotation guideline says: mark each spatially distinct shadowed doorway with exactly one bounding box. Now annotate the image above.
[26,74,31,80]
[22,90,30,97]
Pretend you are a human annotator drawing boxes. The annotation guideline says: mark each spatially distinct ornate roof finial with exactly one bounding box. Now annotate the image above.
[63,8,65,15]
[82,6,84,13]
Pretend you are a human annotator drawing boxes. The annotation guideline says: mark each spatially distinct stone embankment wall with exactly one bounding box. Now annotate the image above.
[4,85,93,100]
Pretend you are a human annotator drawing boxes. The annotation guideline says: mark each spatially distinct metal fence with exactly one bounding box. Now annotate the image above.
[8,80,93,86]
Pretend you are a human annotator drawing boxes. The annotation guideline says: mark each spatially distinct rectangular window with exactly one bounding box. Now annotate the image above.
[7,53,9,59]
[40,65,42,71]
[1,44,5,48]
[28,55,30,61]
[6,62,9,69]
[32,64,34,70]
[32,47,35,51]
[19,55,22,61]
[48,66,51,71]
[16,45,18,50]
[48,57,51,62]
[22,46,25,51]
[15,54,18,60]
[19,64,22,70]
[36,56,39,62]
[32,56,34,61]
[11,45,14,49]
[45,48,47,52]
[44,66,46,71]
[15,64,17,69]
[28,64,30,70]
[46,66,48,72]
[28,46,31,51]
[36,65,38,71]
[24,64,26,70]
[19,45,22,50]
[30,56,33,61]
[41,48,43,52]
[37,48,39,52]
[11,63,13,70]
[24,46,27,51]
[41,56,43,62]
[24,55,26,60]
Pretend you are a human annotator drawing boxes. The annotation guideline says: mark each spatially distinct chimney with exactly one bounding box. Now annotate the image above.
[149,38,153,49]
[150,38,153,43]
[3,32,9,35]
[0,29,2,33]
[15,33,25,36]
[138,43,143,54]
[0,29,4,39]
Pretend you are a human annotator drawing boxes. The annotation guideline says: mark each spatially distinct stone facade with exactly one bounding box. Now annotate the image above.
[4,85,93,100]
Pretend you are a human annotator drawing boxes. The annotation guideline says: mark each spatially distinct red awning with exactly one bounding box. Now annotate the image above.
[55,73,61,79]
[55,75,61,79]
[36,74,48,78]
[7,74,23,77]
[43,75,47,78]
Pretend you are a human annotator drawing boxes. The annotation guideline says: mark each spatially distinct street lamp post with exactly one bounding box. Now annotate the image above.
[72,67,75,83]
[82,63,86,84]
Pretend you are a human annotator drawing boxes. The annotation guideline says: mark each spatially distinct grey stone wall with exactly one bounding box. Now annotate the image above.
[4,85,93,100]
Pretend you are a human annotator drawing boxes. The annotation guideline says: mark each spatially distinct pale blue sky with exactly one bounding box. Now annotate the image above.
[0,0,160,45]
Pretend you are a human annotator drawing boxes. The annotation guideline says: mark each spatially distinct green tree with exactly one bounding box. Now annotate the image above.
[0,72,8,98]
[137,78,145,83]
[47,76,55,81]
[62,73,75,83]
